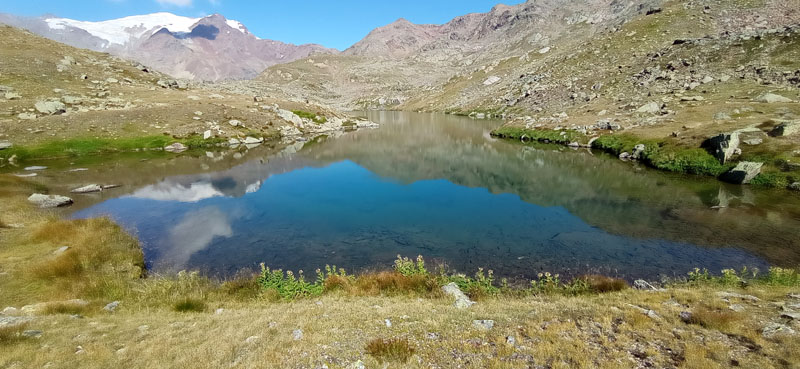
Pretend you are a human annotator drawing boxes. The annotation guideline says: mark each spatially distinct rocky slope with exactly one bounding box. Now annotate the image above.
[0,25,375,165]
[0,12,336,81]
[253,0,800,188]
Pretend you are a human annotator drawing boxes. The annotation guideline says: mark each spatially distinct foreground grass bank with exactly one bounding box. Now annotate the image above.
[1,174,799,368]
[491,126,800,189]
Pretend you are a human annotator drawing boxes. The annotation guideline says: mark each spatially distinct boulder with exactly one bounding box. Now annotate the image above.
[473,320,495,330]
[4,92,21,100]
[770,120,800,137]
[103,301,120,312]
[720,162,763,184]
[164,143,188,153]
[636,102,663,114]
[790,182,800,191]
[229,120,241,127]
[71,184,103,194]
[0,141,11,150]
[633,280,658,290]
[708,132,741,164]
[203,130,212,140]
[228,138,241,146]
[755,93,792,103]
[442,282,475,309]
[34,101,66,115]
[632,144,646,160]
[17,112,36,120]
[483,76,501,86]
[27,194,74,208]
[243,137,263,144]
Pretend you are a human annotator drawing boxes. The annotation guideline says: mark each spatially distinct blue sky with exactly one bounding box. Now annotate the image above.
[1,0,525,50]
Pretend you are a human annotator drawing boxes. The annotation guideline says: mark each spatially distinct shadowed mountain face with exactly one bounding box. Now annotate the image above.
[0,12,337,81]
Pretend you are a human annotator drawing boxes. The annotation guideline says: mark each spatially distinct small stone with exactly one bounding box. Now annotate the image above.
[75,346,85,355]
[633,280,658,290]
[71,184,103,194]
[164,143,187,153]
[679,311,693,323]
[506,335,516,345]
[636,101,662,114]
[243,137,263,144]
[292,329,303,340]
[215,308,224,315]
[789,182,800,191]
[228,138,241,146]
[349,361,365,369]
[53,246,70,255]
[729,304,746,312]
[229,120,241,127]
[203,130,212,140]
[103,301,120,312]
[138,325,149,332]
[713,112,732,121]
[2,307,19,315]
[473,320,495,330]
[24,166,47,171]
[385,319,392,328]
[17,112,37,120]
[244,336,260,344]
[426,332,440,340]
[0,141,12,150]
[22,330,42,338]
[755,93,792,103]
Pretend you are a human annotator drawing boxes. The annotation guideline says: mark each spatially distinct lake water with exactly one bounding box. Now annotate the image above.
[24,111,800,281]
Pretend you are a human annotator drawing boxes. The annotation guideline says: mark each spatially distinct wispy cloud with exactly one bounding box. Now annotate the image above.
[208,0,221,5]
[156,0,193,7]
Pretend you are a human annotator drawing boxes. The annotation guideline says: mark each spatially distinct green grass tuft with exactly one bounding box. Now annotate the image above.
[172,298,207,313]
[366,338,416,363]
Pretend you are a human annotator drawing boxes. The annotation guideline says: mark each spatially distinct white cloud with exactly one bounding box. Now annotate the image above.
[156,0,193,7]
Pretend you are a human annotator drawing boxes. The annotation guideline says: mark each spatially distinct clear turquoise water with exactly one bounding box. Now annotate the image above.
[72,112,800,280]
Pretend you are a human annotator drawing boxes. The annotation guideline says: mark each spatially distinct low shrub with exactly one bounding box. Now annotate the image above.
[173,298,207,313]
[581,275,628,293]
[365,338,415,363]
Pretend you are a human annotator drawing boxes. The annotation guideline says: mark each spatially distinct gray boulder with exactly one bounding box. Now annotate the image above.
[770,120,800,137]
[0,141,11,150]
[243,137,263,144]
[708,132,741,164]
[790,182,800,191]
[720,162,763,184]
[27,194,74,208]
[473,320,495,330]
[442,282,475,309]
[34,101,66,115]
[103,301,120,312]
[636,102,662,114]
[632,144,646,160]
[755,93,793,103]
[70,184,103,194]
[164,143,188,153]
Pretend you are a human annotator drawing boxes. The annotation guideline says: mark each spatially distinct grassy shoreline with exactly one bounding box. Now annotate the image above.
[491,126,800,189]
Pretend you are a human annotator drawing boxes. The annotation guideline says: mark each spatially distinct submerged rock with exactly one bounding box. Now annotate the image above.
[27,194,73,208]
[720,162,763,184]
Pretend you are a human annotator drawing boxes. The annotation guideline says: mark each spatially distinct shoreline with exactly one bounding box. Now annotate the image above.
[490,125,800,191]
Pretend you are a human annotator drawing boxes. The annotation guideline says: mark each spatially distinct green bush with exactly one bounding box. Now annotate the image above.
[490,127,585,145]
[393,255,428,277]
[292,110,327,124]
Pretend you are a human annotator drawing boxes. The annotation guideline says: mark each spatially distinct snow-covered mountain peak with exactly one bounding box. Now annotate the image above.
[44,12,248,47]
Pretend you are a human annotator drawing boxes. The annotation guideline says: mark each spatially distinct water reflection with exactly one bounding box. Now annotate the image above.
[68,112,800,279]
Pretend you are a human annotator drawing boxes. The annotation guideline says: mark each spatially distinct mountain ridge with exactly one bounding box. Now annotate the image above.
[0,12,337,81]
